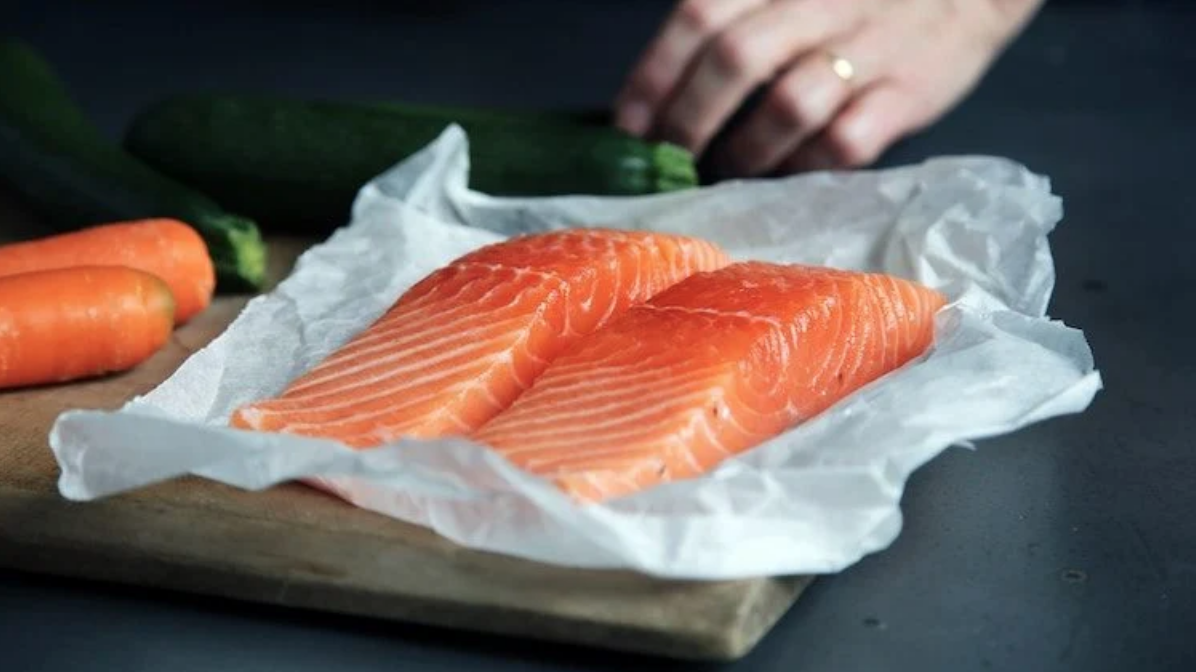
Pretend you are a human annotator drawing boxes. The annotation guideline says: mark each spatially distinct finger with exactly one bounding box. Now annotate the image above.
[708,56,850,178]
[714,1,935,178]
[654,0,870,155]
[780,84,932,173]
[713,19,899,177]
[614,0,768,136]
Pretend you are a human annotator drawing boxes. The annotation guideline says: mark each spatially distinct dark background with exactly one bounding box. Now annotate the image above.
[3,1,1196,671]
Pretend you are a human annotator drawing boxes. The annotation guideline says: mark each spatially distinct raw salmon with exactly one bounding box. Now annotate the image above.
[473,262,948,502]
[229,228,729,446]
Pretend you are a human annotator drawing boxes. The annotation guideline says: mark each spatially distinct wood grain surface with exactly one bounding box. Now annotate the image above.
[0,217,811,661]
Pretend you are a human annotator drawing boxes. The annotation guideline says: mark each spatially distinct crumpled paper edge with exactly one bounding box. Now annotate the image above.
[48,126,1103,580]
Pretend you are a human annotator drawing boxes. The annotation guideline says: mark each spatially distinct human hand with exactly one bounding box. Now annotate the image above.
[613,0,1044,178]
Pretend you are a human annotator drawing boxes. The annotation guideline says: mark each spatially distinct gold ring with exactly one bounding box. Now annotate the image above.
[827,52,855,84]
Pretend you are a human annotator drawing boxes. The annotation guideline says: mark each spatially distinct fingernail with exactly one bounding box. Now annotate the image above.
[615,100,651,137]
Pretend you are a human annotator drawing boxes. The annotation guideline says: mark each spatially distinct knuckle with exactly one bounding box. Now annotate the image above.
[666,122,704,151]
[709,30,758,78]
[967,2,1013,52]
[803,0,841,16]
[825,120,878,167]
[892,83,937,129]
[633,62,670,99]
[654,107,704,150]
[764,86,820,131]
[905,94,935,129]
[677,0,721,32]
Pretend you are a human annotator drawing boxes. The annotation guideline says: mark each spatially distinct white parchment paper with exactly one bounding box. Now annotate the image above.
[48,126,1102,580]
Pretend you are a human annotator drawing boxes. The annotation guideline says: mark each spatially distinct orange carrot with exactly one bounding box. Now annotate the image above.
[0,219,214,325]
[0,266,175,390]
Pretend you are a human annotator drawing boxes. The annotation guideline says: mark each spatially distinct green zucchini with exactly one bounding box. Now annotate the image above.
[0,39,267,292]
[122,94,699,233]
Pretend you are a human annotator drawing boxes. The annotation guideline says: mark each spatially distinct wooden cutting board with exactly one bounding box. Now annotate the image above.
[0,217,812,661]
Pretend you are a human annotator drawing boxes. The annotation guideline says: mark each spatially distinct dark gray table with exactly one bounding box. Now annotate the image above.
[3,1,1194,670]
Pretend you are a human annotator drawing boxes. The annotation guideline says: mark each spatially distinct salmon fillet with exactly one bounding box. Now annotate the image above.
[473,262,948,502]
[229,228,730,447]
